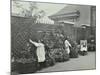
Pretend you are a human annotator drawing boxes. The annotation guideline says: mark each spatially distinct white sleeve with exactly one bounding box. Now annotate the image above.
[29,39,40,47]
[68,41,71,47]
[65,40,71,47]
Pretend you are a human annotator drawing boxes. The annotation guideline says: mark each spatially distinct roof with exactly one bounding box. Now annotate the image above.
[49,4,92,27]
[49,4,91,17]
[50,5,79,17]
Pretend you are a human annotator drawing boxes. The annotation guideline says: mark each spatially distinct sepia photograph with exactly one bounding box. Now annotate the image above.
[11,0,96,74]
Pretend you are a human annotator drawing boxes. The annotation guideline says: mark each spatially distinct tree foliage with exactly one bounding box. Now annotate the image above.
[12,1,46,22]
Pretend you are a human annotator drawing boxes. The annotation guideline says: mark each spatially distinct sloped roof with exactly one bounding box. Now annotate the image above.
[50,4,91,17]
[50,5,79,17]
[49,4,92,27]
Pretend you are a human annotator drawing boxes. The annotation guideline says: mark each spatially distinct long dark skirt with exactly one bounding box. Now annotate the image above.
[69,47,79,58]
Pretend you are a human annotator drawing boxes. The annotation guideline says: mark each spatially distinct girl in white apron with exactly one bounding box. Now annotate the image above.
[29,39,46,69]
[64,39,71,54]
[79,40,88,56]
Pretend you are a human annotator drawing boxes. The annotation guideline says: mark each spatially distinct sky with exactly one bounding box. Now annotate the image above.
[12,1,67,16]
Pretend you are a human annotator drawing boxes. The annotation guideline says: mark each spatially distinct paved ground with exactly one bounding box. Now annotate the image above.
[37,52,96,73]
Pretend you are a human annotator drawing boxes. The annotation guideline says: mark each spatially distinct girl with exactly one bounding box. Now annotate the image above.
[64,37,72,54]
[29,39,46,69]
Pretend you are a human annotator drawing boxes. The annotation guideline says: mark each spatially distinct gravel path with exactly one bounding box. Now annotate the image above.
[37,52,96,73]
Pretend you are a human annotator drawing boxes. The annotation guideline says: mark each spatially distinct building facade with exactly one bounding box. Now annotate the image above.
[49,5,96,43]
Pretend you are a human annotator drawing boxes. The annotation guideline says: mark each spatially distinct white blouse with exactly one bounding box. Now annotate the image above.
[30,39,46,62]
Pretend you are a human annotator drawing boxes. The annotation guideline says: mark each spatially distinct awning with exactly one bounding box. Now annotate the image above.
[35,16,54,24]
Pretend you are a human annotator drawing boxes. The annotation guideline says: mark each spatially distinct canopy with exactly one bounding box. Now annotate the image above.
[35,16,54,24]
